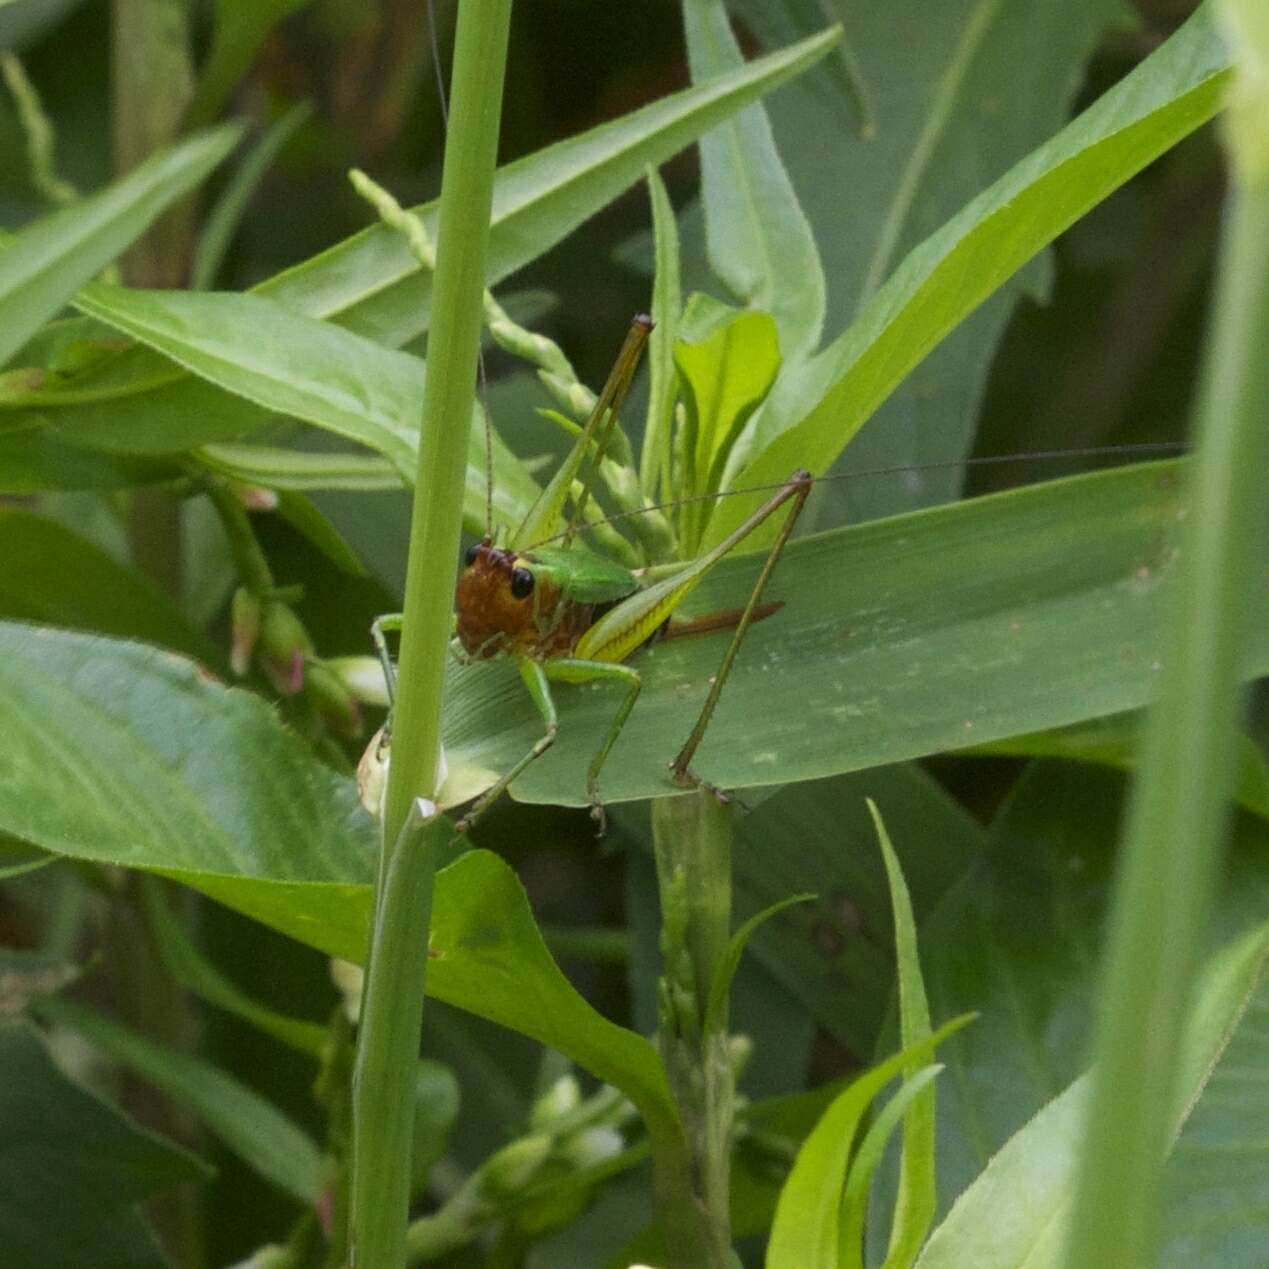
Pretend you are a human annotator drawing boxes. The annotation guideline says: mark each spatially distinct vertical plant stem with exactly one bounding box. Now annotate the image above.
[652,789,736,1268]
[1063,7,1269,1264]
[113,0,195,599]
[349,5,513,1267]
[108,5,200,1266]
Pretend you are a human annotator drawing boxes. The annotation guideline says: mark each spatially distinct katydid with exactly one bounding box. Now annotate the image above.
[371,313,812,832]
[365,311,1187,830]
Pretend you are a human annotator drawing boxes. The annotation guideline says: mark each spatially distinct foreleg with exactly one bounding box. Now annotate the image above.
[455,657,558,833]
[544,657,641,833]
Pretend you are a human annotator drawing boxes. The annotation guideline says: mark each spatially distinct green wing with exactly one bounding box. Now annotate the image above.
[527,545,638,605]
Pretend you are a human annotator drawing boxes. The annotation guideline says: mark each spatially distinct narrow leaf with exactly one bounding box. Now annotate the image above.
[766,1017,972,1268]
[840,1066,943,1269]
[0,124,240,368]
[706,10,1231,549]
[641,164,682,503]
[1,28,841,461]
[868,800,937,1269]
[703,893,814,1037]
[683,0,829,358]
[73,282,541,535]
[35,994,321,1204]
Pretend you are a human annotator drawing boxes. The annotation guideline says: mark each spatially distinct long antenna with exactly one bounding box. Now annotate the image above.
[531,441,1191,547]
[428,0,495,538]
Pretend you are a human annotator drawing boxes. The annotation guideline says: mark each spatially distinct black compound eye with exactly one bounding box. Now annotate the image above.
[510,567,534,599]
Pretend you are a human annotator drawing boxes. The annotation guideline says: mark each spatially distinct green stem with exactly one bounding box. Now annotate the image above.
[652,790,736,1268]
[1063,27,1269,1266]
[350,803,445,1267]
[349,5,513,1266]
[203,479,275,592]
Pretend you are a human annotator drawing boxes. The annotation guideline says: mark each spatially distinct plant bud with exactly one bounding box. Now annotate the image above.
[559,1124,623,1169]
[306,660,363,738]
[229,587,262,677]
[324,655,391,707]
[258,601,313,695]
[531,1073,580,1128]
[230,481,278,512]
[480,1134,551,1198]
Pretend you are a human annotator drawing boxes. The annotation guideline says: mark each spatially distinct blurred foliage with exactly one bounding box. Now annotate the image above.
[4,1,1267,1267]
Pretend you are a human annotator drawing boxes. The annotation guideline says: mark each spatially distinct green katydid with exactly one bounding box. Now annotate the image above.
[364,309,1188,832]
[370,313,812,831]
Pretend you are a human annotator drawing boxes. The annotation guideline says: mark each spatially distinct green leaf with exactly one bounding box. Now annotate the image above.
[440,463,1269,809]
[7,27,840,464]
[72,282,540,535]
[191,99,313,288]
[703,893,814,1037]
[35,994,321,1204]
[726,0,1125,525]
[705,10,1231,549]
[0,124,240,369]
[138,875,328,1059]
[867,800,936,1269]
[640,164,682,503]
[0,507,216,660]
[766,1016,972,1269]
[0,1021,207,1269]
[195,442,402,491]
[869,762,1269,1263]
[683,0,829,359]
[969,713,1269,821]
[731,766,985,1057]
[0,623,678,1139]
[912,921,1269,1268]
[674,307,782,551]
[840,1066,943,1269]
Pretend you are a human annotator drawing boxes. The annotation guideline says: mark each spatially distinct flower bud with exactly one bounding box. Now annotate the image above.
[324,655,391,708]
[480,1135,551,1198]
[306,660,363,739]
[258,600,313,695]
[229,587,262,678]
[531,1074,580,1129]
[230,481,279,513]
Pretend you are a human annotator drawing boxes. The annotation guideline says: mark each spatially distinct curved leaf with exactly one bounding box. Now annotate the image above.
[3,28,840,462]
[440,463,1269,808]
[0,124,240,369]
[35,994,321,1203]
[706,10,1231,549]
[766,1018,970,1269]
[869,800,936,1269]
[731,0,1124,522]
[912,922,1269,1268]
[72,282,540,535]
[0,623,676,1137]
[684,0,828,358]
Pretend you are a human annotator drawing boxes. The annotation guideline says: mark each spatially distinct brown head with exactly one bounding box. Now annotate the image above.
[455,539,588,659]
